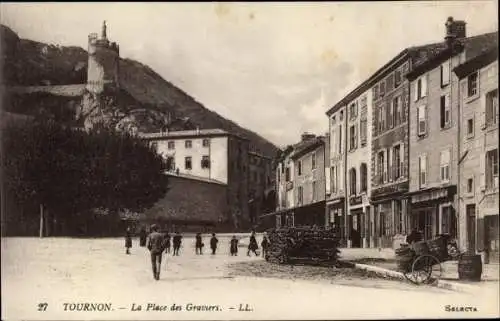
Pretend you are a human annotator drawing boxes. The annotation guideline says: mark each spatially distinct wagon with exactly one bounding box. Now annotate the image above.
[397,234,461,285]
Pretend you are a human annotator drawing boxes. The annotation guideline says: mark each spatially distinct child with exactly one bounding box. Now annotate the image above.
[195,233,204,255]
[210,233,218,255]
[230,236,239,256]
[261,235,269,258]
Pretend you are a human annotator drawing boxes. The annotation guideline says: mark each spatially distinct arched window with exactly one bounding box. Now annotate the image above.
[349,168,357,196]
[360,163,368,192]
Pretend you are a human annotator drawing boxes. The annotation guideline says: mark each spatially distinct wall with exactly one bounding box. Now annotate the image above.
[155,135,229,184]
[459,60,499,252]
[227,136,250,229]
[328,106,347,199]
[408,54,462,193]
[293,143,326,206]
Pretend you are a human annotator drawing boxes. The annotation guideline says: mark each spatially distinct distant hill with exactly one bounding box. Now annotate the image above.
[1,24,279,158]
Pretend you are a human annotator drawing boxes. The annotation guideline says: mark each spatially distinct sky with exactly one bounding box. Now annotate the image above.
[1,2,498,148]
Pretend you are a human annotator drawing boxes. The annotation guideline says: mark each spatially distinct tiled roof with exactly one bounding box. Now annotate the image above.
[290,136,325,159]
[454,47,499,79]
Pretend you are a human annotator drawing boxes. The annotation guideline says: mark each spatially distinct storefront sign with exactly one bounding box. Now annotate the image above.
[372,182,409,199]
[411,188,449,204]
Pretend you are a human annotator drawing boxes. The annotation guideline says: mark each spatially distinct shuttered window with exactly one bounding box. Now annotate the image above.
[441,62,450,86]
[440,94,451,128]
[419,155,427,188]
[417,105,427,136]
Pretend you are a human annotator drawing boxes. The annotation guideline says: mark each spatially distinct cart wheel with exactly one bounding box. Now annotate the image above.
[406,254,441,285]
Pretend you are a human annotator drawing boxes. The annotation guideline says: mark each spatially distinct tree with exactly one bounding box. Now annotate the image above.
[2,119,168,236]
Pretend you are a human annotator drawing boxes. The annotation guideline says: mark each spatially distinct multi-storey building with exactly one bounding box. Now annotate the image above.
[325,106,348,245]
[273,145,295,227]
[406,18,497,243]
[455,48,498,262]
[345,89,373,248]
[290,134,327,227]
[140,128,250,230]
[248,149,274,225]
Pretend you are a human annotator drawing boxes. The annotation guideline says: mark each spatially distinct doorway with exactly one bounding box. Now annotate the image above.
[417,208,433,240]
[466,204,476,253]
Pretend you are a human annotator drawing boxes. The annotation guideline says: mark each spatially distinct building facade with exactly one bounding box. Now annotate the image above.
[326,106,348,245]
[345,89,373,248]
[140,128,250,229]
[455,49,498,262]
[248,150,274,225]
[274,146,296,227]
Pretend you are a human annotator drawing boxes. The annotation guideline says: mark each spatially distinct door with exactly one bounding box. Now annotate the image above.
[466,204,476,253]
[365,206,371,248]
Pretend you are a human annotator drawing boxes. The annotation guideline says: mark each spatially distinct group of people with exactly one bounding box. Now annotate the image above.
[125,226,271,280]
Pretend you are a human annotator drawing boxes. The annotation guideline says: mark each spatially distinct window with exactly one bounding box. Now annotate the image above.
[201,156,210,169]
[387,101,393,129]
[379,105,386,133]
[349,125,357,151]
[312,152,316,170]
[379,81,386,97]
[338,125,342,153]
[349,168,357,195]
[441,206,451,234]
[312,181,317,201]
[386,74,394,91]
[285,167,290,182]
[467,118,474,137]
[467,72,478,97]
[167,141,175,150]
[417,105,427,136]
[360,163,368,192]
[395,69,402,87]
[185,156,192,170]
[441,62,450,86]
[298,160,302,176]
[377,151,385,184]
[440,150,451,182]
[440,94,451,128]
[486,89,499,126]
[185,140,192,148]
[393,96,401,126]
[298,186,303,205]
[202,139,210,147]
[331,166,337,194]
[415,76,427,101]
[340,111,344,121]
[419,155,427,188]
[360,118,367,146]
[349,102,358,120]
[467,177,474,194]
[393,145,401,179]
[486,149,499,189]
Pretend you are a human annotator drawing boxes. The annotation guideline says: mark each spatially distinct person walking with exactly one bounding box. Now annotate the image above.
[147,224,166,280]
[163,231,171,255]
[125,226,133,255]
[210,233,219,255]
[261,235,269,258]
[139,227,147,247]
[230,235,239,256]
[195,233,204,255]
[172,232,182,256]
[247,231,259,256]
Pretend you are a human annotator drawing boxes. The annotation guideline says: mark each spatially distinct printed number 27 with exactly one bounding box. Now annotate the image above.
[38,303,48,311]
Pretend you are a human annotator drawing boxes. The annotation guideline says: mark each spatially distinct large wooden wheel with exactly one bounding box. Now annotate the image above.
[404,254,442,285]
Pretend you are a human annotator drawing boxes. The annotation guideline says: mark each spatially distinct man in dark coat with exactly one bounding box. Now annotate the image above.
[210,233,219,255]
[230,236,239,256]
[261,235,270,258]
[195,233,204,255]
[125,227,132,254]
[147,224,166,280]
[139,228,147,247]
[172,232,182,256]
[247,231,259,256]
[163,231,171,254]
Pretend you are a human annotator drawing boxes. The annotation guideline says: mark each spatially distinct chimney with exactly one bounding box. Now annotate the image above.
[301,132,316,142]
[445,17,467,46]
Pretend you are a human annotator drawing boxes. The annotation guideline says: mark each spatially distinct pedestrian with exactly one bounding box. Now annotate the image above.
[172,232,182,256]
[125,226,132,255]
[230,235,239,256]
[195,233,204,255]
[261,235,269,258]
[147,224,166,280]
[139,227,147,247]
[210,233,219,255]
[247,231,259,256]
[163,230,171,255]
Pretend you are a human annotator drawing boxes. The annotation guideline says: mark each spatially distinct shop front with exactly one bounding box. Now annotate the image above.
[348,195,371,248]
[326,197,346,246]
[261,200,326,229]
[407,186,457,241]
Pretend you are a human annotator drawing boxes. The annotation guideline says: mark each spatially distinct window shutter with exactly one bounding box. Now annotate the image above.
[400,143,405,178]
[325,167,331,195]
[479,153,486,190]
[422,76,427,98]
[440,96,446,128]
[354,125,358,148]
[414,81,419,102]
[388,148,393,182]
[480,94,487,129]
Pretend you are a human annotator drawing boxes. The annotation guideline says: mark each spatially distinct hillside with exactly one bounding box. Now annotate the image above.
[1,25,279,158]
